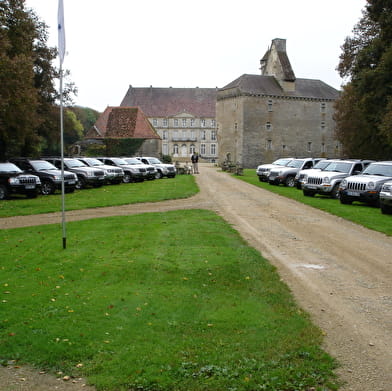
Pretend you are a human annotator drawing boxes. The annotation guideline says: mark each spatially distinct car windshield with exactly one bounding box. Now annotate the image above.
[84,158,103,166]
[124,158,141,165]
[362,164,392,176]
[273,158,292,166]
[287,159,305,168]
[0,163,22,173]
[323,161,352,173]
[147,158,162,164]
[66,159,87,168]
[31,160,57,170]
[111,158,128,165]
[314,160,333,170]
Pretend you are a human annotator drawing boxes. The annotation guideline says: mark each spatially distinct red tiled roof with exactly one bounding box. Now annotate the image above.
[86,106,160,139]
[120,86,217,117]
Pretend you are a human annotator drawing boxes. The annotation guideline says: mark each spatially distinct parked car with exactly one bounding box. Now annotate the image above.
[380,181,392,214]
[256,157,293,182]
[77,157,124,184]
[10,158,77,195]
[294,159,338,189]
[135,157,176,178]
[0,162,41,200]
[339,161,392,206]
[45,157,105,189]
[268,158,321,187]
[97,157,145,183]
[122,157,157,180]
[302,160,373,199]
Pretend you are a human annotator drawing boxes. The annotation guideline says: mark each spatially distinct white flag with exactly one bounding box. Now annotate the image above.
[58,0,66,64]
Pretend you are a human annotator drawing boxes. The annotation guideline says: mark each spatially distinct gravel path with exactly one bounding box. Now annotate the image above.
[1,165,392,391]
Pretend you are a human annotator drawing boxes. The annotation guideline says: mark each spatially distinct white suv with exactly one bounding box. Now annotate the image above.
[136,157,176,179]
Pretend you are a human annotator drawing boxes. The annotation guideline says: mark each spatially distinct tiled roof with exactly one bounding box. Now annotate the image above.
[120,86,217,117]
[219,74,340,100]
[85,106,160,139]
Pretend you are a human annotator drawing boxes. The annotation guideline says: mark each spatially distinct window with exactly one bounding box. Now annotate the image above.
[190,119,195,127]
[201,130,206,140]
[174,119,178,127]
[173,130,178,140]
[321,143,326,153]
[307,142,312,152]
[268,99,273,112]
[153,119,158,126]
[163,119,168,127]
[321,102,326,113]
[173,144,179,154]
[182,130,187,140]
[266,140,272,150]
[200,144,206,155]
[182,118,187,127]
[320,121,325,131]
[190,144,196,154]
[163,130,168,140]
[162,144,168,155]
[211,143,216,155]
[266,122,272,131]
[190,130,196,140]
[201,119,206,127]
[211,119,216,128]
[211,130,217,141]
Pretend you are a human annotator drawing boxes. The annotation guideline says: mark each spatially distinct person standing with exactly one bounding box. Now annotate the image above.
[191,152,199,174]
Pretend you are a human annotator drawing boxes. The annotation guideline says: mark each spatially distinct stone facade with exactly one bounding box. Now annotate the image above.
[121,86,218,162]
[217,38,341,168]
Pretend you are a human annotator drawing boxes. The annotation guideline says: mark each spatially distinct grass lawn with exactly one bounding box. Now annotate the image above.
[0,210,338,391]
[0,175,198,218]
[237,169,392,236]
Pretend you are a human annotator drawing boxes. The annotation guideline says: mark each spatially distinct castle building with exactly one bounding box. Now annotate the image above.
[217,38,341,168]
[121,86,218,162]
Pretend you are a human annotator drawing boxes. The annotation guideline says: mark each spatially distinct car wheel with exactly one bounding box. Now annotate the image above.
[123,173,131,183]
[0,185,9,200]
[340,195,352,205]
[380,203,392,214]
[285,176,295,187]
[41,180,55,195]
[331,184,340,199]
[155,171,163,179]
[75,177,86,190]
[303,190,315,197]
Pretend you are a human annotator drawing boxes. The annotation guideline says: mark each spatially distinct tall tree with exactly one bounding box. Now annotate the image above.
[335,0,392,159]
[0,0,76,159]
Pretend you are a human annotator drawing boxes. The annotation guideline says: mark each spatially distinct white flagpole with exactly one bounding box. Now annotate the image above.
[58,0,66,249]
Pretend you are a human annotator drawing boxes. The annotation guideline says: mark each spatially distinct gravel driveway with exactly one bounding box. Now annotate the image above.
[1,164,392,391]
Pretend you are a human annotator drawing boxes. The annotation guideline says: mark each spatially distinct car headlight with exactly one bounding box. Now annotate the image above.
[367,182,375,190]
[53,175,61,180]
[382,184,392,193]
[9,177,19,185]
[323,177,330,184]
[340,179,347,189]
[36,178,41,184]
[87,171,94,177]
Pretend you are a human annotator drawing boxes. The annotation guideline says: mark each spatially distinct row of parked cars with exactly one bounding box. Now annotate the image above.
[0,156,177,200]
[256,157,392,214]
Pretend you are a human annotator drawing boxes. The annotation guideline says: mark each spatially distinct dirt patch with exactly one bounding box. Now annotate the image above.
[1,165,392,391]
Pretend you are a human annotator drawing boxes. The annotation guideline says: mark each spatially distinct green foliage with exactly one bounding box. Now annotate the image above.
[335,0,392,159]
[70,106,100,136]
[0,0,77,160]
[0,210,338,390]
[161,154,173,163]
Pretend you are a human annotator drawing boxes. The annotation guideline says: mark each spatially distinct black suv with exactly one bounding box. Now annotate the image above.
[45,157,105,189]
[0,162,41,200]
[10,158,77,195]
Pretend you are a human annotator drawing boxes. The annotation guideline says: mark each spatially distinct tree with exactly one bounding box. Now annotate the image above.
[0,0,76,160]
[335,0,392,159]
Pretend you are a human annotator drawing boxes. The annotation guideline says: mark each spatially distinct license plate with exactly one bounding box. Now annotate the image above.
[347,191,359,196]
[25,185,35,189]
[67,180,76,185]
[307,185,317,190]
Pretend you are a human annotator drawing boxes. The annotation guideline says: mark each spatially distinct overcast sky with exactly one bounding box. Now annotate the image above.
[25,0,367,112]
